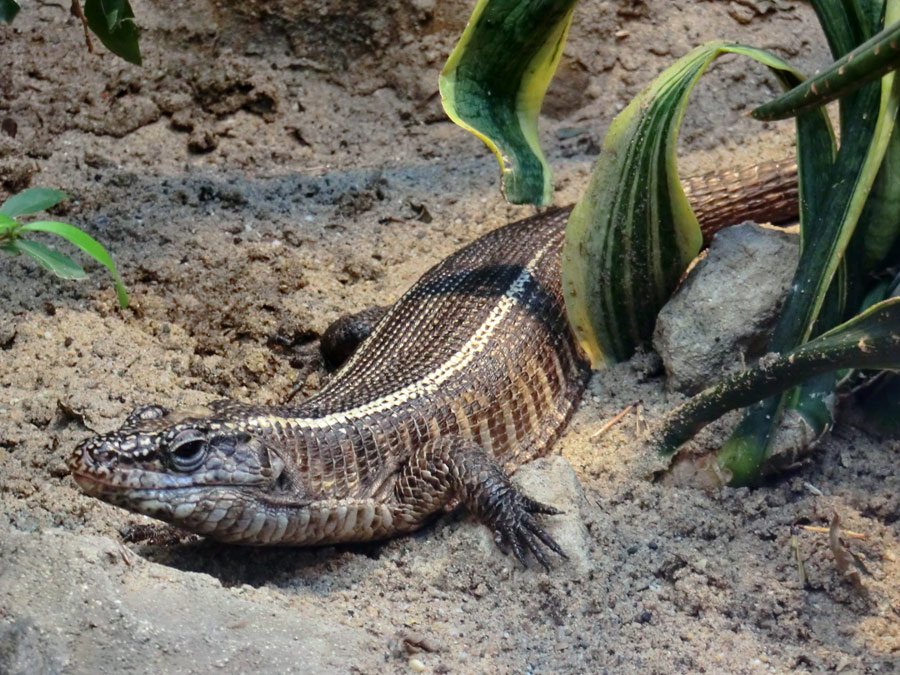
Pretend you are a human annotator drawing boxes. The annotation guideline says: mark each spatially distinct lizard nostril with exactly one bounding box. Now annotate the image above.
[80,441,119,467]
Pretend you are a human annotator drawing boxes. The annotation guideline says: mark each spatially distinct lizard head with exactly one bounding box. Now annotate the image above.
[69,401,291,541]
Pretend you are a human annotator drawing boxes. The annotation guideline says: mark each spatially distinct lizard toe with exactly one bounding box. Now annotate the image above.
[485,491,566,570]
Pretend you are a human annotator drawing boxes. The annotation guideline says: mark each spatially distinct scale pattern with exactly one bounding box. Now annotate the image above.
[69,161,798,564]
[70,209,588,561]
[280,207,587,492]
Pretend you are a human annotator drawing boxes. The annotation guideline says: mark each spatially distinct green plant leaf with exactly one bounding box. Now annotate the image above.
[719,0,900,484]
[0,0,20,23]
[20,220,129,308]
[9,239,87,280]
[772,0,884,436]
[0,213,18,234]
[560,42,806,368]
[82,0,142,66]
[0,188,69,218]
[753,18,900,121]
[815,3,885,63]
[811,1,886,145]
[855,104,900,273]
[440,0,578,205]
[656,297,900,456]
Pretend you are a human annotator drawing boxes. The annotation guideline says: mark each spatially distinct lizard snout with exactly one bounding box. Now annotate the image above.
[72,437,116,470]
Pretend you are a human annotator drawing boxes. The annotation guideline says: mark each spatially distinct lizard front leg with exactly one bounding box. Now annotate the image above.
[393,436,567,570]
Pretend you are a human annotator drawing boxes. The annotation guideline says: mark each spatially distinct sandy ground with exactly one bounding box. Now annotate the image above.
[1,1,898,673]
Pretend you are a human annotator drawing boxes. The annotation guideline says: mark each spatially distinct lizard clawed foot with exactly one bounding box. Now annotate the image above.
[396,436,569,570]
[485,487,567,572]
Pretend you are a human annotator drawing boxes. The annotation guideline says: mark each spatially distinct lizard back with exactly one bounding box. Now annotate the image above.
[247,207,588,501]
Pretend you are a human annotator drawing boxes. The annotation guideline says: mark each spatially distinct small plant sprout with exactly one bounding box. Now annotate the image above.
[2,0,142,66]
[0,188,129,308]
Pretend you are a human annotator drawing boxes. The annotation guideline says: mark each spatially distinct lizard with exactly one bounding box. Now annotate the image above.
[70,159,798,569]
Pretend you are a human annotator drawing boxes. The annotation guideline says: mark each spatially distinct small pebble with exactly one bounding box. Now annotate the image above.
[409,657,426,672]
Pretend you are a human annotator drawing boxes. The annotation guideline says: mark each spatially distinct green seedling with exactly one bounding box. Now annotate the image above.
[0,188,129,308]
[2,0,141,65]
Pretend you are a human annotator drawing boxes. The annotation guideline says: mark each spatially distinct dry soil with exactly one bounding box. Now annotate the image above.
[1,1,898,673]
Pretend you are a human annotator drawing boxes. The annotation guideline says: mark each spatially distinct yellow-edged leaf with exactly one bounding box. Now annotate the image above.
[440,0,578,205]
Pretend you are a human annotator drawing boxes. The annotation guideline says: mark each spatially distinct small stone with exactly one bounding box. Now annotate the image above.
[653,223,799,394]
[1,117,17,137]
[513,456,592,574]
[170,109,195,131]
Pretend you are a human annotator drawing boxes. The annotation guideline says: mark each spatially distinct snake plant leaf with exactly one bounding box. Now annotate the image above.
[9,239,87,280]
[719,0,900,484]
[656,296,900,456]
[561,42,805,368]
[0,0,20,23]
[0,188,69,218]
[440,0,578,205]
[843,270,900,437]
[20,220,129,308]
[811,0,888,142]
[82,0,142,66]
[752,18,900,121]
[856,105,900,273]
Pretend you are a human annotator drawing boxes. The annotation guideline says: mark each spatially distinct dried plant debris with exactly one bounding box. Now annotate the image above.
[828,512,870,591]
[790,533,808,587]
[398,631,443,655]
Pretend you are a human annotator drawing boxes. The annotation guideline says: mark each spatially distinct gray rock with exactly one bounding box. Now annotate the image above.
[0,617,64,675]
[653,223,799,394]
[0,528,374,674]
[514,456,592,574]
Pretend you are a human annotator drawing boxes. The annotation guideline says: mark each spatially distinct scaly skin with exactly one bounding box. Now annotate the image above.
[72,209,586,568]
[70,160,798,568]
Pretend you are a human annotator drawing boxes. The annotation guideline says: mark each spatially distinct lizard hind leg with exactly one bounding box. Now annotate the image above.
[394,435,567,570]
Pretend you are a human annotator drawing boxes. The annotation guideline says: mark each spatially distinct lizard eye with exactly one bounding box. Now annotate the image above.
[169,430,208,471]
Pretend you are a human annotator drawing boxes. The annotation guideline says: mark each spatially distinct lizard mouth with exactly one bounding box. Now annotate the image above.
[70,470,107,490]
[71,470,270,494]
[70,469,165,496]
